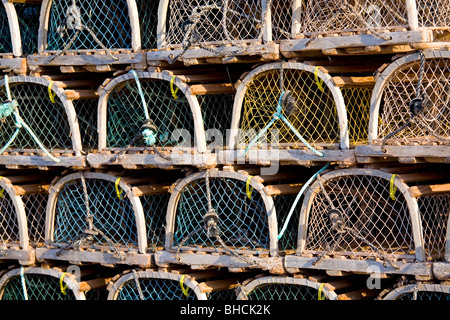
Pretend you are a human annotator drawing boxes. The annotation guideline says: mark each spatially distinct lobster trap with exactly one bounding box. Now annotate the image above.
[228,61,351,165]
[91,70,209,169]
[285,167,450,277]
[366,51,450,161]
[158,167,320,272]
[0,265,112,300]
[282,0,433,57]
[0,170,55,265]
[37,171,174,267]
[150,0,279,65]
[382,282,450,300]
[32,0,143,69]
[0,76,84,167]
[107,268,248,300]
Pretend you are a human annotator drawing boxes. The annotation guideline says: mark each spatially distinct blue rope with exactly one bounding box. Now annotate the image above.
[128,70,157,147]
[244,91,324,157]
[277,162,331,240]
[0,76,60,163]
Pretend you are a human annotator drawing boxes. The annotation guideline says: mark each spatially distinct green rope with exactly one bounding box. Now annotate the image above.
[0,76,60,163]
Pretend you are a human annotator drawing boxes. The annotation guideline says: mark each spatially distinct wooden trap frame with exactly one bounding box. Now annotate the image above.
[285,166,450,279]
[0,75,85,168]
[148,0,279,66]
[236,272,392,300]
[156,166,328,273]
[89,70,213,169]
[225,61,355,167]
[357,50,450,163]
[28,0,144,71]
[281,0,438,57]
[36,170,177,268]
[0,265,115,300]
[382,282,450,300]
[0,0,37,75]
[107,267,250,300]
[0,169,58,265]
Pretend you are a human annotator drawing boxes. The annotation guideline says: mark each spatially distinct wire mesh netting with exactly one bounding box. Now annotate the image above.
[15,2,40,55]
[271,0,292,41]
[106,78,196,150]
[174,177,270,253]
[0,189,20,249]
[199,93,234,145]
[297,0,408,37]
[46,0,133,51]
[0,82,73,152]
[246,283,327,300]
[22,194,47,247]
[395,288,450,300]
[304,174,415,259]
[164,0,264,48]
[53,178,138,251]
[74,99,98,152]
[136,0,158,49]
[141,193,170,252]
[274,194,299,252]
[417,194,450,261]
[1,273,77,300]
[416,0,450,29]
[0,7,12,54]
[342,87,371,144]
[377,57,450,144]
[237,68,340,149]
[115,276,197,300]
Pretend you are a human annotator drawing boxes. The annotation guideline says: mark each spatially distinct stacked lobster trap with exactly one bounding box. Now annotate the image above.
[1,0,450,302]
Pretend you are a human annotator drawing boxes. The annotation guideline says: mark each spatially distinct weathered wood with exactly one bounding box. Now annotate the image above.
[27,53,144,66]
[332,76,375,88]
[132,184,171,197]
[263,183,304,196]
[355,145,450,159]
[12,184,50,195]
[197,278,242,293]
[0,155,86,167]
[64,89,98,100]
[79,277,114,292]
[408,183,450,198]
[280,30,433,56]
[189,83,235,95]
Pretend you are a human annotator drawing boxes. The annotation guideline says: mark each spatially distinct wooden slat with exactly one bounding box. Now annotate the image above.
[12,184,50,196]
[332,76,375,87]
[189,83,235,95]
[132,184,171,197]
[408,183,450,198]
[79,277,114,292]
[263,183,304,196]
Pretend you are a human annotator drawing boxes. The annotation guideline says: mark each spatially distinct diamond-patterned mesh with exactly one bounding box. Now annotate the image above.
[271,0,292,41]
[0,82,73,152]
[275,194,299,252]
[398,290,450,300]
[238,68,340,148]
[46,0,132,51]
[141,193,170,252]
[0,7,12,54]
[418,194,450,261]
[0,189,20,246]
[136,0,158,49]
[378,58,450,144]
[247,283,326,300]
[1,274,76,300]
[297,0,408,37]
[305,175,415,259]
[164,0,263,48]
[74,99,98,152]
[174,177,270,252]
[199,93,234,144]
[417,0,450,29]
[342,87,371,143]
[22,194,47,246]
[14,2,40,55]
[116,277,196,300]
[106,78,195,149]
[53,178,138,250]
